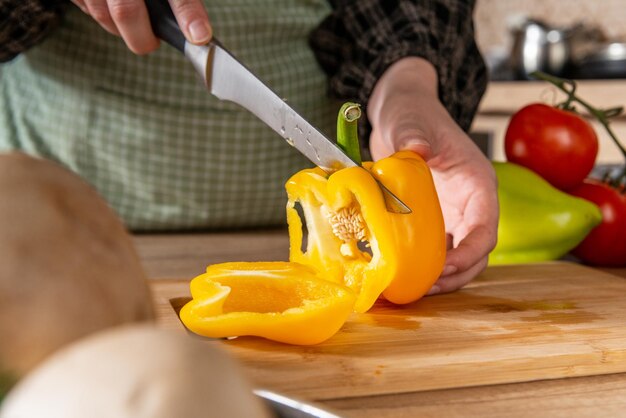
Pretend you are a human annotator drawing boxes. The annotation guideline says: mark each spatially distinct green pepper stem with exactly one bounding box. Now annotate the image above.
[337,102,362,165]
[531,71,626,185]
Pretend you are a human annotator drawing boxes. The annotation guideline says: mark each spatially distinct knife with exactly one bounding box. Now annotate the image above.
[144,0,411,214]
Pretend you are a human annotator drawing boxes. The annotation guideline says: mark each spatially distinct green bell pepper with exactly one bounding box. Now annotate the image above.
[489,162,602,265]
[0,371,15,406]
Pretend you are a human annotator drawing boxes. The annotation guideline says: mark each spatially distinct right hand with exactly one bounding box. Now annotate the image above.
[70,0,212,54]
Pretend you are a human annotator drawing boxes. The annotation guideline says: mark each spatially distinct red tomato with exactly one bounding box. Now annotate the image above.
[505,103,599,191]
[570,179,626,266]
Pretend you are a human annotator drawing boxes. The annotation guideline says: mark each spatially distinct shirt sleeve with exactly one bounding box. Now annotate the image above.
[310,0,488,133]
[0,0,66,63]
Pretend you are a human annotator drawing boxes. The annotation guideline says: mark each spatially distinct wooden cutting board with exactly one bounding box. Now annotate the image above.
[151,262,626,401]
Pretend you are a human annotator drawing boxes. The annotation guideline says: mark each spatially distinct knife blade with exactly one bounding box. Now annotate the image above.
[145,0,411,214]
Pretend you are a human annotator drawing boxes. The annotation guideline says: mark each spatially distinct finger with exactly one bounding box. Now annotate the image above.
[371,128,433,162]
[369,128,395,160]
[169,0,212,44]
[83,0,120,36]
[444,223,497,275]
[397,139,433,161]
[443,176,499,274]
[382,117,435,161]
[70,0,89,13]
[427,256,488,295]
[107,0,159,54]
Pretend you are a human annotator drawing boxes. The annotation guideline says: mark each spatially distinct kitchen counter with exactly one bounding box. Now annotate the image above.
[133,229,626,418]
[133,228,626,280]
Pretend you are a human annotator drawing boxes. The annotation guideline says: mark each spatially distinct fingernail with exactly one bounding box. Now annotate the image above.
[426,285,440,296]
[188,20,211,44]
[403,138,428,146]
[402,139,428,150]
[401,140,431,158]
[441,265,457,276]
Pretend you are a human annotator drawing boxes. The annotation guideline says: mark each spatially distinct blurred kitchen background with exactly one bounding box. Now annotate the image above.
[470,0,626,168]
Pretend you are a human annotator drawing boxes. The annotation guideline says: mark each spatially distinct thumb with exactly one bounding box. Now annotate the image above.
[374,101,437,161]
[396,136,433,161]
[371,123,434,161]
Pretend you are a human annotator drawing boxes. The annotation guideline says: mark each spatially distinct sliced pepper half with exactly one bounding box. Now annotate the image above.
[286,151,446,313]
[179,262,356,345]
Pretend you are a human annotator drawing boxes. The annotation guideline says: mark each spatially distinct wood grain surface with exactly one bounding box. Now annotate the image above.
[150,261,626,402]
[324,373,626,418]
[133,231,626,280]
[134,229,290,279]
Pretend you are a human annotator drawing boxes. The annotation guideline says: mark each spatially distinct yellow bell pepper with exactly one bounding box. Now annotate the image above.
[286,150,446,312]
[179,262,356,345]
[179,104,446,345]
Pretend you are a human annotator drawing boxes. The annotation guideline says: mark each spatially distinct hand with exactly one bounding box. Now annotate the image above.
[70,0,212,54]
[368,57,499,295]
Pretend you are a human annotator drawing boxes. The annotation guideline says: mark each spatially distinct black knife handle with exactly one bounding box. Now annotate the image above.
[145,0,186,53]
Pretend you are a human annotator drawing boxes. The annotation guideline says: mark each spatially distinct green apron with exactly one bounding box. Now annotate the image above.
[0,1,338,231]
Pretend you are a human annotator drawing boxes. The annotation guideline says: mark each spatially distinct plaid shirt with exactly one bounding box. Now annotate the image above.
[0,0,65,62]
[0,0,486,132]
[311,0,487,132]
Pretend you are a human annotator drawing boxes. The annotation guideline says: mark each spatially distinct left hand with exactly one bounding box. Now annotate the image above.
[368,57,499,295]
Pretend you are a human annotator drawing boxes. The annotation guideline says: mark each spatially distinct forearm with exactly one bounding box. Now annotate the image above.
[310,0,488,135]
[0,0,66,62]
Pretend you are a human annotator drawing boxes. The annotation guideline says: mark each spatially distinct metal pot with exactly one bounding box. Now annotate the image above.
[509,19,570,79]
[570,42,626,79]
[509,18,607,80]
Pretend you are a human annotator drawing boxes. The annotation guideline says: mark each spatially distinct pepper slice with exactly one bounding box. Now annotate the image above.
[286,151,446,312]
[179,262,356,345]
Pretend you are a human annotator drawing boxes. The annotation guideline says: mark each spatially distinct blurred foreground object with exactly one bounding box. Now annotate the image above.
[0,153,154,387]
[0,325,273,418]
